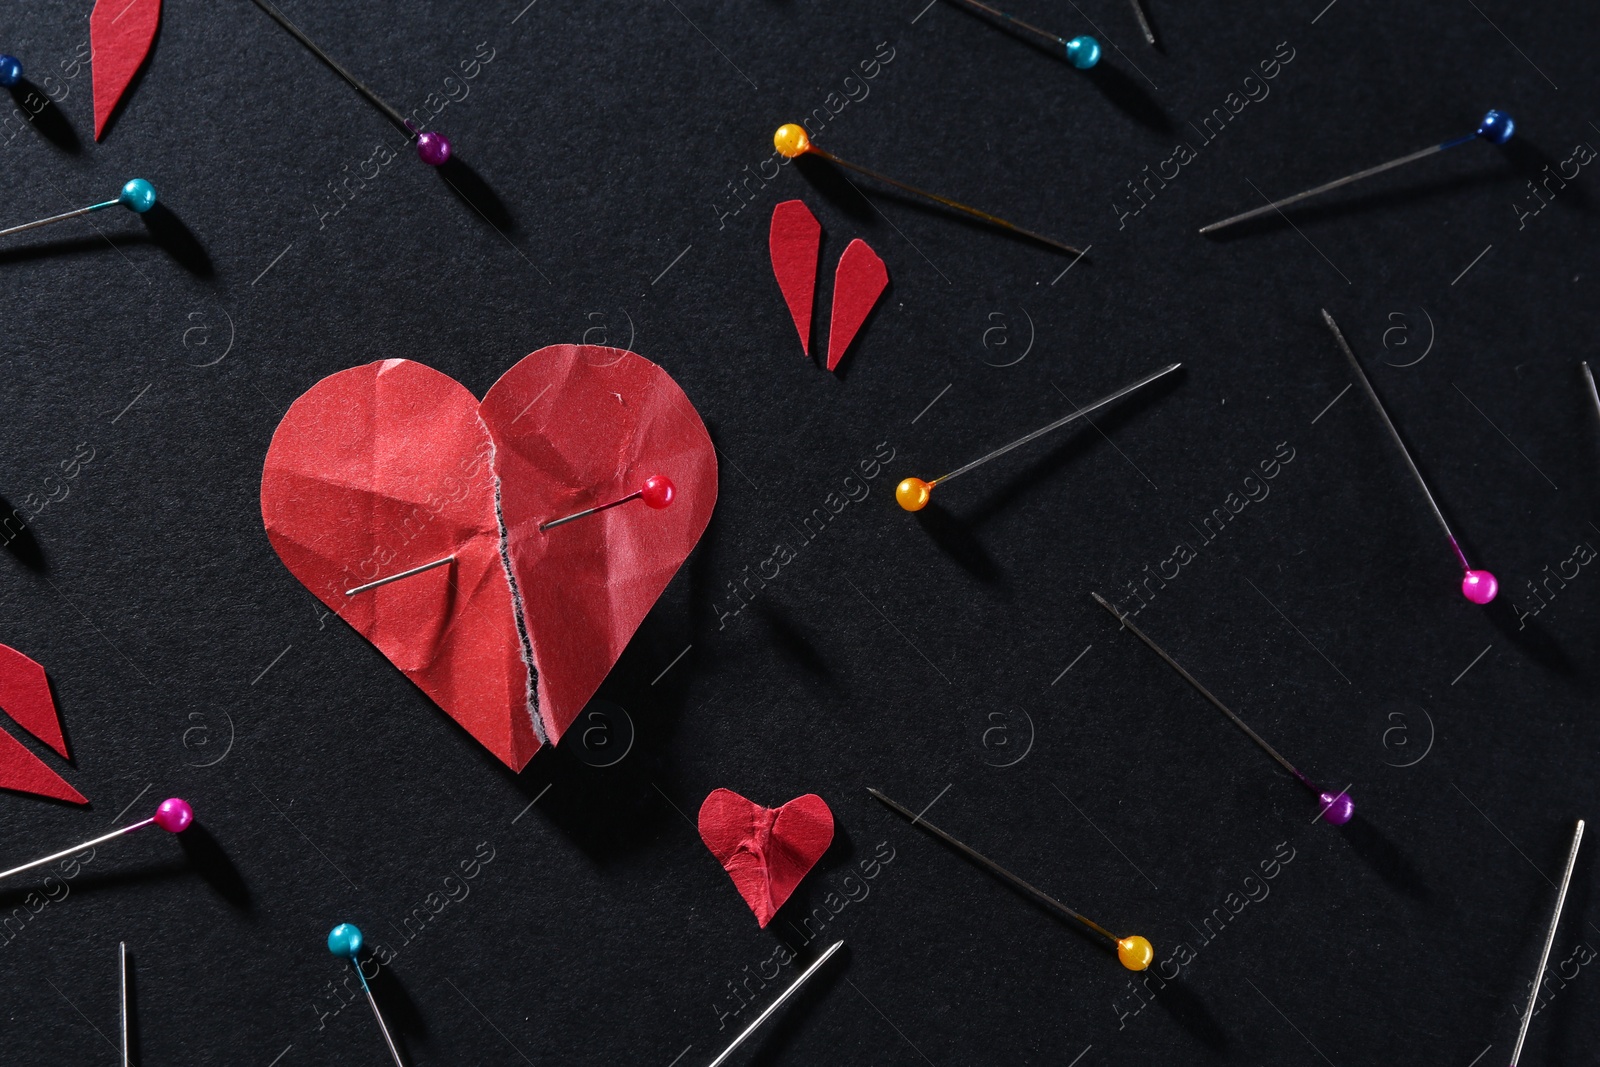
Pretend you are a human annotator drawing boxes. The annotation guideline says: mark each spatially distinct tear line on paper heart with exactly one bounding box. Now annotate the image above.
[487,434,546,745]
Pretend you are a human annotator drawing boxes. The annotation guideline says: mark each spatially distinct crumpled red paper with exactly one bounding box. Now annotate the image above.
[260,347,717,771]
[0,644,84,804]
[769,199,822,357]
[825,238,887,371]
[698,788,834,927]
[91,0,161,140]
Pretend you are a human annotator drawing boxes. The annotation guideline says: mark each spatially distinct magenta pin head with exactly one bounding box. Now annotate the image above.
[1318,791,1354,825]
[416,131,451,166]
[1462,569,1498,604]
[153,797,194,833]
[640,474,675,510]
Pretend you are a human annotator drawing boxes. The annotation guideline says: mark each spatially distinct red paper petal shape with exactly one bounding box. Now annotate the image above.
[0,644,68,759]
[698,788,834,927]
[91,0,162,141]
[769,200,822,357]
[825,238,888,371]
[0,727,86,805]
[261,349,718,772]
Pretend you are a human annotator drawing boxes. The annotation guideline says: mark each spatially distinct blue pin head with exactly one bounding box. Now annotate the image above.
[1065,35,1101,70]
[118,179,157,213]
[1476,110,1514,145]
[0,55,22,88]
[327,923,363,960]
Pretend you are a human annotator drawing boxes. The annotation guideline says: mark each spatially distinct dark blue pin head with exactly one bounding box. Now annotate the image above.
[0,55,22,88]
[1476,110,1514,145]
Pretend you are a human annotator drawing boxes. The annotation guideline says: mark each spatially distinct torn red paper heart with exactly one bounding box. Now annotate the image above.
[698,788,833,927]
[260,347,717,771]
[91,0,161,141]
[769,199,822,356]
[0,644,84,805]
[825,238,887,371]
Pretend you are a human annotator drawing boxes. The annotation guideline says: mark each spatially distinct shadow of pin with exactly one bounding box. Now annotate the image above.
[1085,62,1173,134]
[138,203,214,278]
[436,157,516,232]
[1155,977,1229,1052]
[177,822,253,911]
[1337,813,1435,904]
[8,82,80,153]
[912,501,1005,586]
[755,602,838,689]
[0,495,46,571]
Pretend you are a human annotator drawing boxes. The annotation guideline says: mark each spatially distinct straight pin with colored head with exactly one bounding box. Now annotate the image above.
[246,0,451,165]
[939,0,1102,68]
[1092,593,1354,824]
[0,180,157,241]
[868,787,1154,970]
[773,124,1085,256]
[541,475,674,531]
[1200,110,1513,234]
[0,799,193,883]
[1323,309,1496,604]
[896,362,1180,511]
[1507,820,1584,1067]
[328,924,405,1067]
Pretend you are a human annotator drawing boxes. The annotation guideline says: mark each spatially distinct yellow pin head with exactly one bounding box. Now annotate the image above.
[1116,936,1154,971]
[774,123,812,158]
[895,477,932,511]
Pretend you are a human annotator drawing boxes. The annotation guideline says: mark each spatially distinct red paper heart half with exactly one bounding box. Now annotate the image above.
[0,643,68,758]
[0,727,85,805]
[769,200,822,356]
[698,788,834,927]
[91,0,161,140]
[826,238,888,371]
[261,347,717,771]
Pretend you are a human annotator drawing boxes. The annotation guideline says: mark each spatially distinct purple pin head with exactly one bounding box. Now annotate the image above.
[1476,110,1514,145]
[1318,791,1354,825]
[1462,569,1499,605]
[416,131,451,167]
[153,797,194,833]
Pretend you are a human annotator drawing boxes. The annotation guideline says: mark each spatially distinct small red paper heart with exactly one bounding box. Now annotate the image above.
[261,347,717,771]
[825,238,888,371]
[91,0,161,140]
[698,788,834,927]
[769,200,822,356]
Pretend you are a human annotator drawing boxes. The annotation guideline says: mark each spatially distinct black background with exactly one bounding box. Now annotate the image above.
[1,0,1598,1064]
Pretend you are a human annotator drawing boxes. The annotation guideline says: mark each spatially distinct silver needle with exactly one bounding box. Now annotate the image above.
[705,941,843,1067]
[120,942,130,1067]
[344,556,454,596]
[1508,820,1584,1067]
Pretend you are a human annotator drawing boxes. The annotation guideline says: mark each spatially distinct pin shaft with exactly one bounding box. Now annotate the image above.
[0,818,153,883]
[1509,819,1585,1067]
[934,363,1180,486]
[1200,143,1447,234]
[868,787,1120,944]
[247,0,417,138]
[120,942,130,1067]
[344,555,454,596]
[1321,309,1460,552]
[540,490,641,531]
[351,962,405,1067]
[706,940,844,1067]
[1092,594,1310,787]
[0,199,119,239]
[1128,0,1157,45]
[811,147,1084,256]
[945,0,1066,47]
[1582,362,1600,423]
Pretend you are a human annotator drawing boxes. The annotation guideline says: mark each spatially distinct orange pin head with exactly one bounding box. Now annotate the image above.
[895,477,932,512]
[1117,936,1154,971]
[774,123,812,158]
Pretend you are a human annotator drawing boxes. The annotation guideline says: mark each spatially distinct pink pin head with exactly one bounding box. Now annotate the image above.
[1461,569,1498,605]
[640,474,675,510]
[153,797,194,833]
[1318,791,1354,825]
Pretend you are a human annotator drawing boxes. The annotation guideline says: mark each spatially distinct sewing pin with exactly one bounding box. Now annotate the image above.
[1092,593,1354,823]
[0,54,22,87]
[868,787,1154,970]
[344,555,455,596]
[941,0,1101,68]
[328,924,405,1067]
[1582,362,1600,424]
[774,124,1085,255]
[247,0,451,166]
[1322,309,1496,603]
[1128,0,1156,45]
[705,940,844,1067]
[120,942,131,1067]
[0,799,192,883]
[1508,819,1584,1067]
[0,180,157,241]
[896,362,1180,511]
[1200,110,1514,234]
[540,474,675,531]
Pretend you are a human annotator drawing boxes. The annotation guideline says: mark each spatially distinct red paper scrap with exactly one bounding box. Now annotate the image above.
[0,644,68,758]
[0,728,85,805]
[698,788,834,927]
[769,200,822,356]
[91,0,161,140]
[825,238,888,371]
[261,348,717,772]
